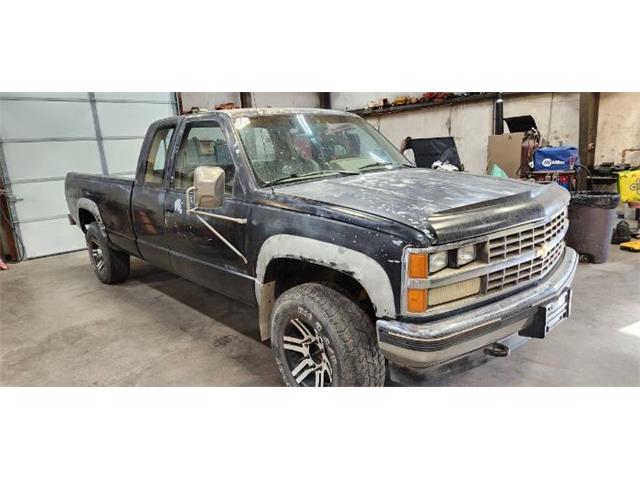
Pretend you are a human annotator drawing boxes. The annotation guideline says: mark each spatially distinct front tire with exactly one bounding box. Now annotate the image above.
[85,222,130,284]
[271,283,385,387]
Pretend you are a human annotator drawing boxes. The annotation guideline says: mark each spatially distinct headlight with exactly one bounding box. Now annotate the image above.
[429,278,481,306]
[455,244,476,267]
[429,251,448,274]
[403,243,483,315]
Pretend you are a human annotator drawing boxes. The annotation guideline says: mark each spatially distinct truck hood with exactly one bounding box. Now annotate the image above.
[274,168,569,244]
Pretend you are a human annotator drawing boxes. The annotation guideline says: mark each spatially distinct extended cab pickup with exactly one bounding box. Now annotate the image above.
[65,108,578,387]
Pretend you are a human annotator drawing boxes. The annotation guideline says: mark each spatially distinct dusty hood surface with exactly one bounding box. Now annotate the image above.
[274,168,568,243]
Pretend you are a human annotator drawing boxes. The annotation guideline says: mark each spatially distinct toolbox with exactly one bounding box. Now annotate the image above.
[533,146,580,172]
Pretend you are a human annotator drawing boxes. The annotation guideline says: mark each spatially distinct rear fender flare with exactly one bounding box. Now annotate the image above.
[77,198,105,234]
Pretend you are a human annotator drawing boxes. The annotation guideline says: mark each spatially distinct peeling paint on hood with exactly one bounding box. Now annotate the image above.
[274,168,569,244]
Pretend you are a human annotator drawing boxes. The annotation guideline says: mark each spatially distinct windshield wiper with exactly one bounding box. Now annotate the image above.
[358,162,393,171]
[358,162,414,172]
[263,170,358,187]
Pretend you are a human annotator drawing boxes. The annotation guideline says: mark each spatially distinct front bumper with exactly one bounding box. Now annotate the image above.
[377,247,578,368]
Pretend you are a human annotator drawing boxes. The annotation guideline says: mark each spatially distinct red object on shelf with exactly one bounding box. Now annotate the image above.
[531,170,576,190]
[421,92,453,103]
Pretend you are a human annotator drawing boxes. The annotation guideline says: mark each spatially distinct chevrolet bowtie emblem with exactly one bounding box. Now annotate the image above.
[537,242,551,258]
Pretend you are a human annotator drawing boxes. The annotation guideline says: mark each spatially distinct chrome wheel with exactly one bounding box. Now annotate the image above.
[90,240,105,271]
[282,317,333,387]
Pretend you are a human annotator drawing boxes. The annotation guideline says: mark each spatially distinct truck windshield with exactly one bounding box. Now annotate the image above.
[234,114,412,186]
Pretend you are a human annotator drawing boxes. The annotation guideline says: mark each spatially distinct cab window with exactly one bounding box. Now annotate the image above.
[143,126,174,185]
[173,121,235,194]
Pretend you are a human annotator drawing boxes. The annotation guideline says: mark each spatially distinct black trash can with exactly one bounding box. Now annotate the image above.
[565,191,620,263]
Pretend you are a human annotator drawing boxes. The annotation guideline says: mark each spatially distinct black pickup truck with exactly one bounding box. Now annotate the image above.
[65,108,578,387]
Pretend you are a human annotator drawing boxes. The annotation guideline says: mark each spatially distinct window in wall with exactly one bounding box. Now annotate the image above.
[143,127,174,185]
[174,122,235,194]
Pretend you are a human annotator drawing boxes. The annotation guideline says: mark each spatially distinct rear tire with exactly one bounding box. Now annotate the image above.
[270,283,385,387]
[86,222,130,284]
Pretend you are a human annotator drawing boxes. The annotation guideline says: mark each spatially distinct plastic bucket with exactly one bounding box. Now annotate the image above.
[565,191,620,263]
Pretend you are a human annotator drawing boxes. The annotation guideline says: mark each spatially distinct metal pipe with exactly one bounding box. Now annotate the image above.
[494,92,504,135]
[185,187,247,224]
[191,209,247,224]
[193,214,248,264]
[184,187,248,263]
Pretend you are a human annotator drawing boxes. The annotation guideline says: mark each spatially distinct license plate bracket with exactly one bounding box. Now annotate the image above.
[519,289,571,339]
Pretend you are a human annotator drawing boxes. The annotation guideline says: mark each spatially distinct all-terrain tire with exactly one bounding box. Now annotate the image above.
[271,282,385,387]
[85,222,130,284]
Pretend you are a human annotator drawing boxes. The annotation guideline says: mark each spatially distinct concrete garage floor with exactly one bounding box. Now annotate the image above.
[1,247,638,386]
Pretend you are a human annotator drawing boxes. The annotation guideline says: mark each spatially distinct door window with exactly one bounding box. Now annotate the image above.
[174,122,235,194]
[143,126,174,185]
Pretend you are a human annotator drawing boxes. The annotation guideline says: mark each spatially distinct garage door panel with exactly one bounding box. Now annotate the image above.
[19,218,86,258]
[103,138,143,175]
[1,92,174,258]
[94,92,173,102]
[0,100,95,140]
[97,102,174,137]
[4,141,102,182]
[1,93,88,100]
[12,181,69,221]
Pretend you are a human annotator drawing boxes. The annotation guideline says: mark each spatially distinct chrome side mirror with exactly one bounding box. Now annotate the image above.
[193,166,224,209]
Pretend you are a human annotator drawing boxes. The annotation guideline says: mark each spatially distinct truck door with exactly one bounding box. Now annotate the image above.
[164,119,254,304]
[131,121,176,272]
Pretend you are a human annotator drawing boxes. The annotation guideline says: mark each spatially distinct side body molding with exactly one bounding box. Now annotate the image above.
[255,234,396,319]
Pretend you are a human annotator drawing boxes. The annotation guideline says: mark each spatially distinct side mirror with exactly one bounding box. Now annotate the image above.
[193,166,225,209]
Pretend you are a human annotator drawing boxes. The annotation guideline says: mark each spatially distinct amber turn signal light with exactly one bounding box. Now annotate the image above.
[408,253,428,278]
[407,288,427,313]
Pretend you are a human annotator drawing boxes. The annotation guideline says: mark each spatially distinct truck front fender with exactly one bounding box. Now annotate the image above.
[255,234,396,324]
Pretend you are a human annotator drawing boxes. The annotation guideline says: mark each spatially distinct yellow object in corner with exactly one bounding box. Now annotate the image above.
[620,240,640,252]
[617,170,640,203]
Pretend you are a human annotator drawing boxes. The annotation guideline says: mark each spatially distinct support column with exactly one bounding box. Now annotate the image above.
[578,92,600,189]
[318,93,331,109]
[240,92,253,108]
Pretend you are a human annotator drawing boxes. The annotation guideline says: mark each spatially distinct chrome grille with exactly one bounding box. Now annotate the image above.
[405,207,569,316]
[487,209,567,262]
[486,240,565,293]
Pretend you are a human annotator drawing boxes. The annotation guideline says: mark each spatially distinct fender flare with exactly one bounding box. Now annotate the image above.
[255,234,396,318]
[76,198,105,232]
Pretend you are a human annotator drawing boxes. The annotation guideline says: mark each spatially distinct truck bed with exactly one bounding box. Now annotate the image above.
[65,172,139,256]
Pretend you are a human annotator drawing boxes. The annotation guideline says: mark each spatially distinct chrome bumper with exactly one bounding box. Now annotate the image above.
[377,247,578,368]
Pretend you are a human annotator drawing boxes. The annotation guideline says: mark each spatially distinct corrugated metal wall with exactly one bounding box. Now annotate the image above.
[0,93,177,258]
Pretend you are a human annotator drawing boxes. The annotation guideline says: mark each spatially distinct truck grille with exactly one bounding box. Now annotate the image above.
[487,208,566,262]
[486,241,565,293]
[403,207,570,317]
[484,209,567,294]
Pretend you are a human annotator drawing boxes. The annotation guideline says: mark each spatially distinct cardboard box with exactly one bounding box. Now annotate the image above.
[487,133,525,178]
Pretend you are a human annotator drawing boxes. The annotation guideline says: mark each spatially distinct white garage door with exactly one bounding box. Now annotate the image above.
[0,92,177,258]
